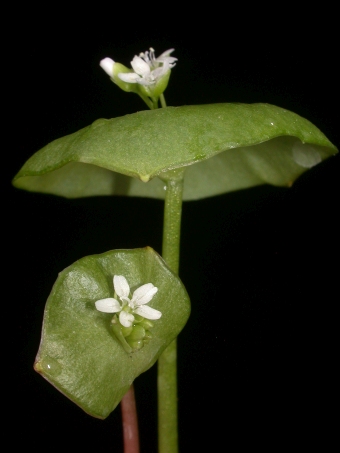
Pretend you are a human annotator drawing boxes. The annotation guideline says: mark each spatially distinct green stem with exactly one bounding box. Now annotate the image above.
[137,93,155,110]
[158,168,185,453]
[160,94,167,108]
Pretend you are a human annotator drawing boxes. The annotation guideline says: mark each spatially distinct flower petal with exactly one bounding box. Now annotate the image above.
[156,48,175,59]
[134,305,162,320]
[119,311,135,328]
[131,284,158,306]
[131,56,151,77]
[157,55,177,64]
[132,283,154,299]
[118,72,141,83]
[100,57,115,76]
[134,77,155,86]
[152,64,169,80]
[95,297,121,313]
[164,57,177,67]
[114,275,130,299]
[156,49,177,67]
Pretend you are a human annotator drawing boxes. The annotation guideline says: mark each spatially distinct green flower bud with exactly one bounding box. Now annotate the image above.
[126,339,144,350]
[127,325,145,341]
[139,319,154,329]
[121,325,133,337]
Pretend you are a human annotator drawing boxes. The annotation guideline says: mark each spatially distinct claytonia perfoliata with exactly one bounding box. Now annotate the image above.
[117,48,177,86]
[95,275,161,328]
[99,47,177,109]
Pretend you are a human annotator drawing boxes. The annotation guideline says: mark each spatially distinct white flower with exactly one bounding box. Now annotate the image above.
[118,47,177,86]
[95,275,161,328]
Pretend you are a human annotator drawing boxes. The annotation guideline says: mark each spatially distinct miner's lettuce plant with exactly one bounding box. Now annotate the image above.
[12,47,338,453]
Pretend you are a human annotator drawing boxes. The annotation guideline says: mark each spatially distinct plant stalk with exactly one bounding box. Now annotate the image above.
[121,384,140,453]
[158,168,185,453]
[160,94,167,108]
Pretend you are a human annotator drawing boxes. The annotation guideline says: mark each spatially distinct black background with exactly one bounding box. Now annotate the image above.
[7,7,338,452]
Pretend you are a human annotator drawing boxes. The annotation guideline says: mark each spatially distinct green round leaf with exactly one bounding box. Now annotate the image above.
[13,103,338,200]
[34,247,190,419]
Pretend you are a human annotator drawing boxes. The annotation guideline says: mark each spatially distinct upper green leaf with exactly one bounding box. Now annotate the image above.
[34,247,190,419]
[13,103,338,200]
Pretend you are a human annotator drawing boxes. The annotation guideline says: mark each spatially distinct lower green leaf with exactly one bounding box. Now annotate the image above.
[34,247,190,419]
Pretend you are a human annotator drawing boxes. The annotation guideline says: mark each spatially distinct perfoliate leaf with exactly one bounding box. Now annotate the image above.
[13,103,338,200]
[34,247,190,419]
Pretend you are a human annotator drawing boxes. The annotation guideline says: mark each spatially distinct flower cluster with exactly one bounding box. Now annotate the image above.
[95,275,161,328]
[99,47,177,108]
[100,48,177,87]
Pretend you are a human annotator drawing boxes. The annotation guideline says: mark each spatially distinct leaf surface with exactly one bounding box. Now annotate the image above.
[13,103,338,200]
[34,247,190,419]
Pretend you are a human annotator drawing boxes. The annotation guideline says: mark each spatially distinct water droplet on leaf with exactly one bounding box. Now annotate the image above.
[34,356,62,377]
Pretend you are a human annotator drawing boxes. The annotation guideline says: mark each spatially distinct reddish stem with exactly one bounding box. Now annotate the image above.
[121,384,140,453]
